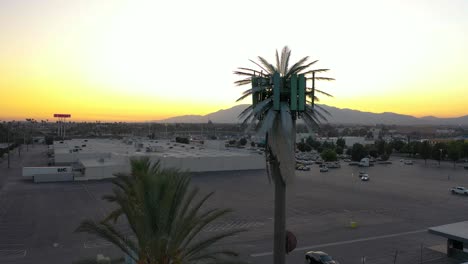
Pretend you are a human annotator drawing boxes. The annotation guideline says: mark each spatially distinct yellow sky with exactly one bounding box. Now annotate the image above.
[0,0,467,121]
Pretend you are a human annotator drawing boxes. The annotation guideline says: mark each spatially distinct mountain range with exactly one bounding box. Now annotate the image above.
[155,104,468,126]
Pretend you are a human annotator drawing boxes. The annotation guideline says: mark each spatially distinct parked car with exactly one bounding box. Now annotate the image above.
[450,186,468,195]
[326,162,341,169]
[404,160,413,165]
[296,165,311,171]
[305,251,339,264]
[319,165,328,172]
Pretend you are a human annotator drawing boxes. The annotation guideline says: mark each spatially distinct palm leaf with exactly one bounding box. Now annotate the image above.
[238,67,268,77]
[234,78,251,86]
[306,89,333,97]
[314,104,332,116]
[288,60,319,77]
[308,77,335,81]
[233,71,257,77]
[275,49,281,72]
[280,46,291,75]
[256,108,277,137]
[302,69,330,74]
[238,104,253,120]
[249,59,269,74]
[257,56,276,74]
[286,56,309,76]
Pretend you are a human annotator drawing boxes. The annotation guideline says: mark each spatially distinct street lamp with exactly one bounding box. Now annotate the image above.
[439,149,443,167]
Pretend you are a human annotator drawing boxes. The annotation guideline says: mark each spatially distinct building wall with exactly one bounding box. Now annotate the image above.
[150,154,265,172]
[81,165,130,180]
[203,140,227,150]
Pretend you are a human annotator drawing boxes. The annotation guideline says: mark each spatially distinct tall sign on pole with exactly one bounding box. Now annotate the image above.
[53,114,71,140]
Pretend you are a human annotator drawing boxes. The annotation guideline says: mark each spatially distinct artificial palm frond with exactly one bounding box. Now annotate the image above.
[256,108,277,136]
[288,60,319,77]
[306,89,334,97]
[302,69,330,74]
[257,56,276,74]
[311,77,335,81]
[252,98,273,116]
[249,59,269,74]
[234,78,251,86]
[275,49,280,73]
[236,91,252,102]
[286,56,309,76]
[313,104,332,116]
[237,67,268,77]
[280,46,291,75]
[305,104,328,121]
[238,104,253,120]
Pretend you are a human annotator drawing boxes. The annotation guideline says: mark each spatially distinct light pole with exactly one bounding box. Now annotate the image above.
[439,149,443,167]
[6,124,10,169]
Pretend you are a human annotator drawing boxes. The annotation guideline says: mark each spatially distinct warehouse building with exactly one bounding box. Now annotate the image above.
[42,138,265,181]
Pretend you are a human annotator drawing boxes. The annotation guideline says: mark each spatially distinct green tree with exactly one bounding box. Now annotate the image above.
[419,141,432,165]
[375,140,386,155]
[335,146,344,155]
[297,142,312,152]
[391,140,406,152]
[432,142,447,166]
[239,137,248,146]
[321,141,335,150]
[76,158,243,264]
[384,142,393,156]
[321,149,337,162]
[351,143,367,161]
[409,141,421,157]
[448,141,463,167]
[463,142,468,159]
[306,136,321,150]
[234,46,333,264]
[345,148,352,156]
[336,138,346,149]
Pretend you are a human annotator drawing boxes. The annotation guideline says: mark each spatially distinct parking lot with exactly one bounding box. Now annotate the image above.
[1,147,467,263]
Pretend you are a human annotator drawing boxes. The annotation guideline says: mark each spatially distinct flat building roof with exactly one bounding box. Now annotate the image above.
[428,221,468,243]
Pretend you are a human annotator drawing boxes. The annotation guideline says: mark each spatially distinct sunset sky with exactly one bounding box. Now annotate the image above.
[0,0,467,122]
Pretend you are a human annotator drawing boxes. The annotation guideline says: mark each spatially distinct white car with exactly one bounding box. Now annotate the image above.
[319,165,328,172]
[404,160,413,165]
[361,175,369,181]
[451,186,468,195]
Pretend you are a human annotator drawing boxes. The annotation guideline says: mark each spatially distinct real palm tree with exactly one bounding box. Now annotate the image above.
[76,158,244,264]
[234,46,333,264]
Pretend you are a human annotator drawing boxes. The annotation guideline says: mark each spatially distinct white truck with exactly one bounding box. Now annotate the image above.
[450,186,468,195]
[22,166,74,183]
[358,158,370,167]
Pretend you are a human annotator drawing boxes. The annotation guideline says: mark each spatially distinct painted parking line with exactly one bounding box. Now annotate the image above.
[251,229,427,257]
[0,249,27,259]
[84,240,112,249]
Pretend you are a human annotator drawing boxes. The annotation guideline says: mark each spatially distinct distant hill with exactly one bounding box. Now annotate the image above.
[155,104,468,126]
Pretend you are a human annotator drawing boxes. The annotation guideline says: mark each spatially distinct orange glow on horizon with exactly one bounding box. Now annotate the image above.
[1,1,467,122]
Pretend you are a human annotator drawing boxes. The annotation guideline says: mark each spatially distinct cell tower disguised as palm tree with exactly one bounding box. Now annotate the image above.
[234,46,334,264]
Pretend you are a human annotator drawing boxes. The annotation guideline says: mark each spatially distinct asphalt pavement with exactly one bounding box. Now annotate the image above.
[0,147,467,264]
